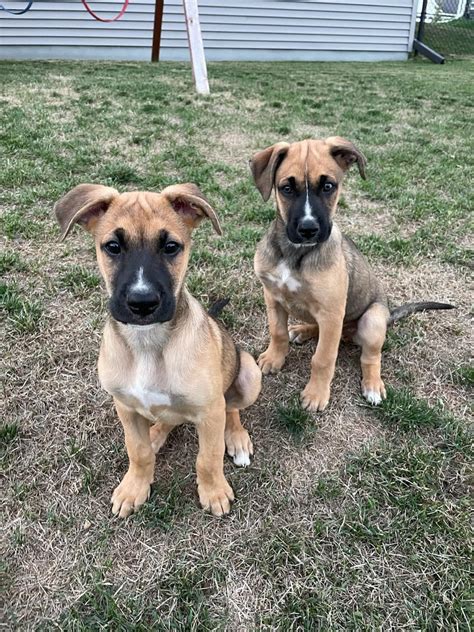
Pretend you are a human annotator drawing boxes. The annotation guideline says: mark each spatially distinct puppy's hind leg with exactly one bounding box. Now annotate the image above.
[225,351,262,467]
[149,421,175,454]
[288,322,319,345]
[225,410,253,467]
[353,302,390,406]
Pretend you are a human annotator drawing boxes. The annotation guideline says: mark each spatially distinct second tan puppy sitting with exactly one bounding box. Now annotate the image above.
[251,137,453,412]
[55,183,261,517]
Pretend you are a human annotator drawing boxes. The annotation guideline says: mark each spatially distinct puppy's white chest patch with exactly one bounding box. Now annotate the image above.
[130,385,171,410]
[120,383,172,422]
[266,262,301,293]
[117,354,173,421]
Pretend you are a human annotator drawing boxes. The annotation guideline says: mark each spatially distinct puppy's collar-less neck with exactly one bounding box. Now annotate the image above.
[114,319,170,353]
[274,216,319,260]
[112,289,190,352]
[270,217,338,271]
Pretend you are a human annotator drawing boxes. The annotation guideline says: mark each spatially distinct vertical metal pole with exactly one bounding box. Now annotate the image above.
[417,0,429,42]
[151,0,165,62]
[463,0,470,19]
[183,0,210,95]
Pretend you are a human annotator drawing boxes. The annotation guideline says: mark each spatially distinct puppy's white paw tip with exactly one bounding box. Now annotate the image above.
[288,332,302,344]
[233,450,250,467]
[364,390,382,406]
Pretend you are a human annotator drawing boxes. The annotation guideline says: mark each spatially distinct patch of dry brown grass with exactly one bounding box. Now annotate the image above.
[4,238,468,625]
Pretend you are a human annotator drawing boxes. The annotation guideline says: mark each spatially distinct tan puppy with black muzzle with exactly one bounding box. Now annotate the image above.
[55,183,261,517]
[251,137,453,412]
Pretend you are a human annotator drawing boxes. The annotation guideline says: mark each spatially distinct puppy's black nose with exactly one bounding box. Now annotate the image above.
[127,290,160,317]
[297,217,320,241]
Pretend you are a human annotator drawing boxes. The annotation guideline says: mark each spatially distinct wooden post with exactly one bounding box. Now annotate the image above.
[151,0,165,62]
[182,0,210,95]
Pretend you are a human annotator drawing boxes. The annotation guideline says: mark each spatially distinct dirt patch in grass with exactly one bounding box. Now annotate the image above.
[339,189,396,237]
[381,261,472,418]
[291,120,329,141]
[205,128,255,168]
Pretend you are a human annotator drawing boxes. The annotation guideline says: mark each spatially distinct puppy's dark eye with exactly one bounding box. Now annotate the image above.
[104,241,121,256]
[323,182,336,193]
[164,241,182,256]
[281,184,293,195]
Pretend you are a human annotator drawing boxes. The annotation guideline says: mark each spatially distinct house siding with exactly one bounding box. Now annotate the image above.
[0,0,416,62]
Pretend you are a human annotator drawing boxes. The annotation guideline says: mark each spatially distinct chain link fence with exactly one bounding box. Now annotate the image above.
[416,0,473,59]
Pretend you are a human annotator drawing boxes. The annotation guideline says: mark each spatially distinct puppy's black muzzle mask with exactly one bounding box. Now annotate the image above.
[108,250,176,326]
[284,192,332,246]
[110,283,175,326]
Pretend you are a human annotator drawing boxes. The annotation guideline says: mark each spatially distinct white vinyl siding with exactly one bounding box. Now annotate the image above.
[0,0,155,60]
[0,0,416,62]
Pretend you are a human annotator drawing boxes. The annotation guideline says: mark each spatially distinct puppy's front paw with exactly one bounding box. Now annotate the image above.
[111,470,152,518]
[258,348,286,375]
[362,379,386,406]
[225,427,253,467]
[198,479,234,517]
[300,384,330,412]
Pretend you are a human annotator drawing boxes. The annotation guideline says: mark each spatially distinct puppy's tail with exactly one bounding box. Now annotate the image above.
[388,301,455,325]
[208,298,230,318]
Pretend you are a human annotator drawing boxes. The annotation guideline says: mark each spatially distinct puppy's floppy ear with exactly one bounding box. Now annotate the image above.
[162,183,222,235]
[325,136,367,180]
[54,183,119,241]
[250,142,290,202]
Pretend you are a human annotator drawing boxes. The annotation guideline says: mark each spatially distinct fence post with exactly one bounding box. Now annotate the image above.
[417,0,429,43]
[183,0,210,95]
[463,0,470,19]
[151,0,165,62]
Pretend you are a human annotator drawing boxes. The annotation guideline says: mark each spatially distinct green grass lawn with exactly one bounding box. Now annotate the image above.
[1,59,473,630]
